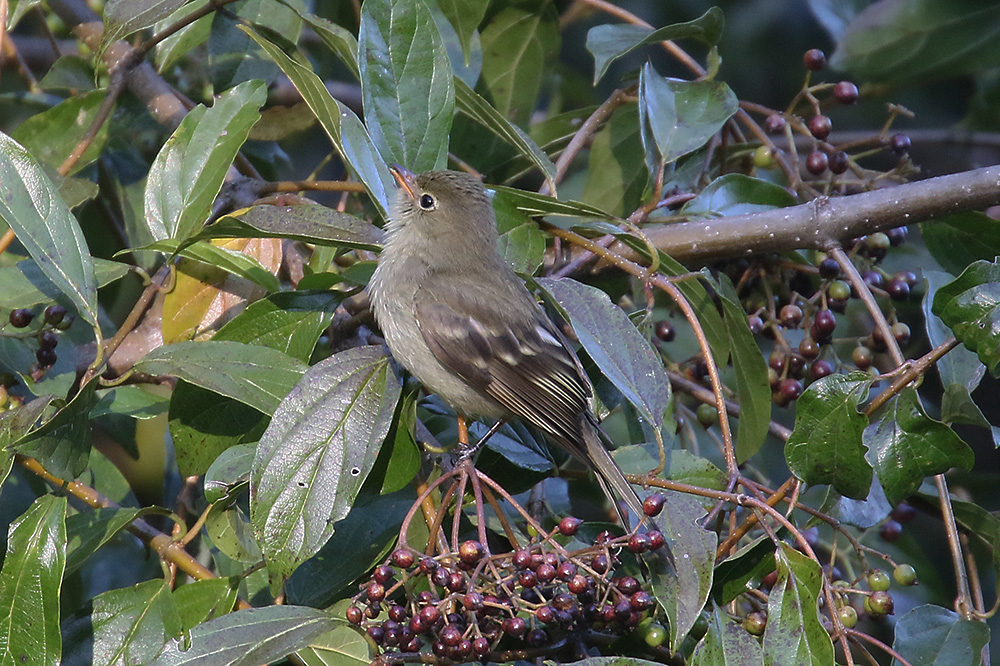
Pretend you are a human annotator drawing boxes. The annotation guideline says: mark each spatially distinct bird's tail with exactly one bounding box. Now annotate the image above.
[581,421,676,574]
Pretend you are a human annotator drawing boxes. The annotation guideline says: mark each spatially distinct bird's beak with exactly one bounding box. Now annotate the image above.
[389,164,418,200]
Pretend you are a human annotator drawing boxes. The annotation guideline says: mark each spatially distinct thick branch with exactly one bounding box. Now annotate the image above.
[568,164,1000,266]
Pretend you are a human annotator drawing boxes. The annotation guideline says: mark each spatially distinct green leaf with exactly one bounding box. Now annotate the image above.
[830,0,1000,85]
[91,386,170,420]
[150,606,341,666]
[133,239,281,292]
[479,6,560,126]
[587,7,725,83]
[293,10,360,80]
[62,578,181,666]
[762,544,834,665]
[11,89,110,175]
[639,63,738,166]
[168,291,339,477]
[208,0,302,89]
[154,0,213,72]
[285,489,412,608]
[293,601,371,666]
[537,278,671,428]
[454,78,556,186]
[242,25,394,219]
[711,535,775,605]
[932,258,1000,376]
[920,212,1000,276]
[494,193,545,275]
[102,0,188,52]
[892,604,990,666]
[717,274,771,462]
[922,270,987,425]
[144,80,266,241]
[437,0,487,62]
[683,173,796,217]
[359,0,455,172]
[65,506,163,573]
[865,388,975,505]
[691,604,764,665]
[0,258,128,312]
[581,104,646,218]
[491,186,619,222]
[0,132,98,328]
[785,373,874,500]
[0,495,67,666]
[173,578,238,631]
[647,491,717,650]
[207,204,383,251]
[16,379,100,480]
[135,341,307,415]
[204,442,254,504]
[251,346,401,585]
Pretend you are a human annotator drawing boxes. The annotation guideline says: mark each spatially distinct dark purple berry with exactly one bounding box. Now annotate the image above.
[887,278,910,301]
[887,226,908,246]
[366,625,385,644]
[806,150,828,175]
[463,592,484,611]
[829,150,850,174]
[780,304,803,328]
[43,305,67,326]
[890,133,911,153]
[618,576,640,595]
[367,582,385,602]
[473,636,490,656]
[654,320,675,342]
[557,561,576,580]
[891,502,916,523]
[879,520,903,542]
[863,270,884,290]
[628,533,650,554]
[373,565,394,584]
[502,616,526,637]
[526,628,548,647]
[419,558,438,574]
[647,531,665,550]
[431,567,450,588]
[810,359,835,380]
[818,257,840,279]
[512,549,532,569]
[630,591,654,611]
[536,563,556,583]
[440,624,462,646]
[747,314,763,334]
[779,378,803,403]
[518,570,537,588]
[536,605,556,624]
[591,553,609,574]
[388,605,407,622]
[8,309,34,328]
[36,348,57,367]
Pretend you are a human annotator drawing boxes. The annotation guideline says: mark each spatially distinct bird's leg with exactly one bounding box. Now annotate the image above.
[455,417,506,461]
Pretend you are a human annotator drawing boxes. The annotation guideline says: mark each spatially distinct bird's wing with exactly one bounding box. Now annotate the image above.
[413,278,591,453]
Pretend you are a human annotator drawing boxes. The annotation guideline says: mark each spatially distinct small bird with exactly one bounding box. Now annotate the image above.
[368,167,671,568]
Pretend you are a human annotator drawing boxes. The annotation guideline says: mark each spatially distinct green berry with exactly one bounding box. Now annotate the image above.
[893,564,917,586]
[867,570,891,592]
[838,605,858,628]
[696,403,718,428]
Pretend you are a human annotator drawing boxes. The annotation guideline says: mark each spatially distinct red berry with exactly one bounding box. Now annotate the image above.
[808,115,832,140]
[512,549,532,569]
[473,636,490,656]
[618,576,640,595]
[558,516,582,536]
[463,592,484,611]
[780,304,803,328]
[803,48,826,70]
[833,81,859,104]
[458,540,484,564]
[391,549,415,569]
[557,561,577,580]
[799,336,820,360]
[647,531,665,550]
[628,533,650,554]
[779,378,803,403]
[346,605,363,624]
[536,563,556,583]
[642,493,665,516]
[765,114,786,134]
[373,565,394,584]
[367,582,385,602]
[502,616,527,637]
[535,606,556,624]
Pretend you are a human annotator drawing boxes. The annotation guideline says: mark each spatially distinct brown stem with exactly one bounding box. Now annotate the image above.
[539,88,628,197]
[935,474,974,619]
[257,180,368,194]
[864,337,960,416]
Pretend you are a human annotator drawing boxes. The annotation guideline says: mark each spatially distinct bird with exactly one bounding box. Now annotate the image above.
[368,166,672,570]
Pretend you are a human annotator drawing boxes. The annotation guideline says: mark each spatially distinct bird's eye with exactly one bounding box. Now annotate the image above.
[419,193,436,210]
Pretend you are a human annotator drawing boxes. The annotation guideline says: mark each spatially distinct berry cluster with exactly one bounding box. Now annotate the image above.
[759,48,912,181]
[348,501,671,661]
[4,305,72,379]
